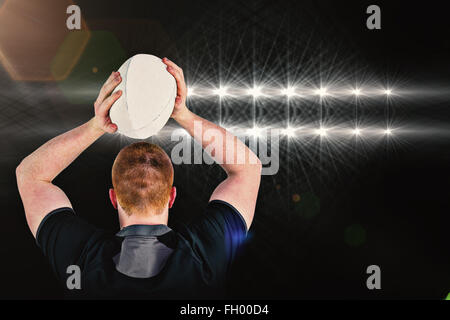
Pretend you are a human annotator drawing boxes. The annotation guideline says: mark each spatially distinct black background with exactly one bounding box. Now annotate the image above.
[1,0,449,299]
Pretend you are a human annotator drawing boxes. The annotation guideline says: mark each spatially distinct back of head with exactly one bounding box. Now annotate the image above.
[112,142,173,216]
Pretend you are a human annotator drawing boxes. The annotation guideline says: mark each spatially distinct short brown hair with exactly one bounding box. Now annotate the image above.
[112,142,173,216]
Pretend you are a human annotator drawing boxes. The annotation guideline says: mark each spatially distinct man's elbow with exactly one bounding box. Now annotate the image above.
[16,160,27,185]
[254,157,262,173]
[16,158,33,186]
[226,154,262,177]
[246,156,262,177]
[251,152,262,169]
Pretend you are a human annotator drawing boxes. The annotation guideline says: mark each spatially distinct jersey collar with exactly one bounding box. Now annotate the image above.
[116,224,172,237]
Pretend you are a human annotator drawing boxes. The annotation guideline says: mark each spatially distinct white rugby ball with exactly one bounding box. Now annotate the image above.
[110,54,176,139]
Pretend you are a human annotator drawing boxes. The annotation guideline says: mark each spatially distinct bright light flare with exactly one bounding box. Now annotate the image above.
[352,88,362,96]
[282,127,297,137]
[187,87,196,97]
[352,128,362,135]
[315,127,328,136]
[384,128,393,135]
[315,87,328,97]
[247,86,264,98]
[247,126,264,137]
[281,86,297,97]
[213,86,230,97]
[183,84,400,99]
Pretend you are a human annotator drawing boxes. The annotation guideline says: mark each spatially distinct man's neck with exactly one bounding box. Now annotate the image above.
[118,207,168,229]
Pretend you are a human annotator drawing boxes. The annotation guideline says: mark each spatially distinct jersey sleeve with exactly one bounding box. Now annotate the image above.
[179,200,248,284]
[36,207,102,282]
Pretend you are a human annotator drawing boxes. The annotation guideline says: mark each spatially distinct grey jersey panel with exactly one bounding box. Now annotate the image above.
[114,225,174,279]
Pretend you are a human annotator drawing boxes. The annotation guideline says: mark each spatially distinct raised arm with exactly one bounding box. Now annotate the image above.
[163,58,262,229]
[16,72,123,237]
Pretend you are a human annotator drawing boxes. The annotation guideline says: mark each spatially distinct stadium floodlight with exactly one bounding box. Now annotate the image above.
[247,126,264,137]
[248,86,264,98]
[187,87,196,97]
[213,86,229,97]
[315,127,328,136]
[281,86,297,98]
[282,126,297,137]
[315,87,328,97]
[352,88,362,96]
[352,128,362,135]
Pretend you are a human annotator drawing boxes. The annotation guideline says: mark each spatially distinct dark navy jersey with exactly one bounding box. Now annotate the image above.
[36,200,247,299]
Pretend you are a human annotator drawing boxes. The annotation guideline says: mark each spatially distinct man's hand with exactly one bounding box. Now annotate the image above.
[162,58,189,120]
[92,71,122,134]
